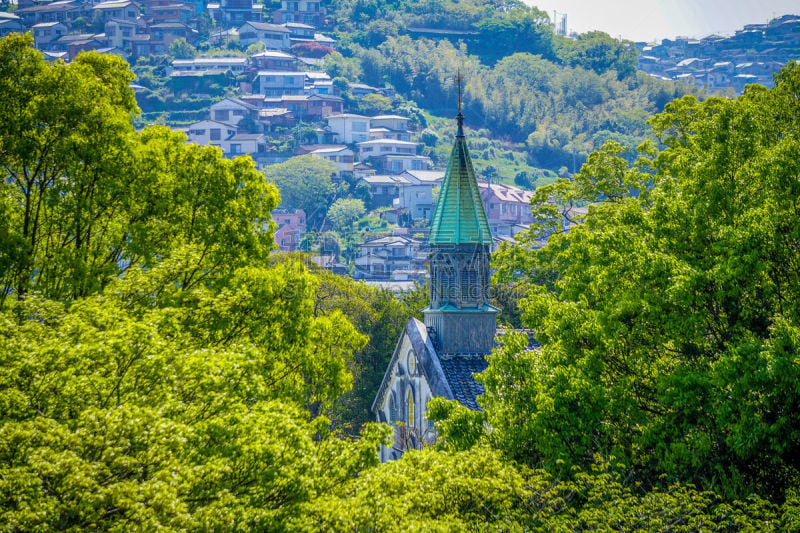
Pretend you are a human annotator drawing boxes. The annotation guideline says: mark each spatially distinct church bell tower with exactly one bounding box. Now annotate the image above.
[424,74,498,354]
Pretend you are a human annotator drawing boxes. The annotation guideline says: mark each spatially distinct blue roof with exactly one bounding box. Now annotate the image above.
[439,356,489,410]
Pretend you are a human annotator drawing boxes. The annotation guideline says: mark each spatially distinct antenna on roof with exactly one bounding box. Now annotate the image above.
[456,69,464,136]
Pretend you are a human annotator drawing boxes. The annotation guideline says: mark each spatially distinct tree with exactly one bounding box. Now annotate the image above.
[359,93,393,115]
[0,37,275,302]
[486,63,800,499]
[169,37,197,59]
[327,198,366,232]
[0,36,384,529]
[262,155,336,230]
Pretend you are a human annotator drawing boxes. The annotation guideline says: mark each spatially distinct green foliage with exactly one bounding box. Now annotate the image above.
[262,155,337,229]
[350,36,696,170]
[294,448,794,531]
[327,198,366,232]
[0,36,386,529]
[2,36,274,301]
[488,62,800,499]
[169,37,197,59]
[359,92,393,114]
[0,259,382,529]
[556,31,639,79]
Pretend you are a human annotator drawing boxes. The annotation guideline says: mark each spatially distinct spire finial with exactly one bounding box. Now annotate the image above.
[456,70,464,136]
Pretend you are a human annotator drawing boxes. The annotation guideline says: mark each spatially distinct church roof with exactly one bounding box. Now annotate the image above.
[438,355,488,410]
[427,114,492,246]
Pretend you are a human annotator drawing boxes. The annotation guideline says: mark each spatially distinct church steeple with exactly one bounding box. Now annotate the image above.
[423,74,497,355]
[428,73,492,247]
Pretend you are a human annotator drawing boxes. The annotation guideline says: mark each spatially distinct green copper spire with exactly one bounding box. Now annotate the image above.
[428,74,492,246]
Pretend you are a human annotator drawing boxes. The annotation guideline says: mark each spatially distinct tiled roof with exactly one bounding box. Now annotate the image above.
[439,355,488,410]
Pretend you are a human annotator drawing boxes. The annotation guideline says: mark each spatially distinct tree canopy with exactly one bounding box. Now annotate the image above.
[482,61,800,500]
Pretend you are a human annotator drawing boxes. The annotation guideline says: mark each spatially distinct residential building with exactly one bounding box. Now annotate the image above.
[185,119,237,147]
[354,235,426,280]
[147,1,195,23]
[271,0,324,27]
[306,145,354,178]
[250,49,297,70]
[92,0,140,24]
[0,12,25,36]
[357,139,418,156]
[360,174,398,207]
[254,70,305,95]
[237,21,290,49]
[16,0,84,26]
[263,94,343,118]
[219,132,268,159]
[149,22,198,49]
[479,181,534,237]
[209,97,259,125]
[369,127,411,141]
[374,154,433,174]
[393,172,437,221]
[32,22,67,48]
[105,19,138,50]
[282,20,314,40]
[207,0,263,26]
[273,209,307,252]
[370,115,412,133]
[172,56,249,73]
[326,113,370,143]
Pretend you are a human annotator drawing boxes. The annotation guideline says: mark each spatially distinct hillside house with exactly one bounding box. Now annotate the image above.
[250,49,297,70]
[271,0,324,27]
[326,113,370,143]
[185,120,237,146]
[32,22,67,47]
[172,56,248,74]
[93,0,140,24]
[209,97,259,125]
[0,12,25,36]
[207,0,263,25]
[254,70,305,95]
[238,21,290,49]
[273,209,307,252]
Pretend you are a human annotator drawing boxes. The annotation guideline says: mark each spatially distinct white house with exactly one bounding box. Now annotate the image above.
[377,154,433,174]
[393,172,437,221]
[237,21,290,49]
[357,138,418,156]
[327,114,370,144]
[219,133,268,158]
[209,97,258,125]
[370,114,412,133]
[0,12,25,37]
[172,57,249,73]
[308,145,354,178]
[92,0,139,23]
[369,127,411,141]
[185,120,237,147]
[32,21,67,47]
[254,70,306,96]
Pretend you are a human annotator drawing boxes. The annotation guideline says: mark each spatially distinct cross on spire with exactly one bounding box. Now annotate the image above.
[456,70,464,136]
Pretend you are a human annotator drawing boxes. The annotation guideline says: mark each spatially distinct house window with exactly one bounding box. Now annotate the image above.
[210,128,221,141]
[230,144,241,154]
[214,110,229,121]
[353,121,367,132]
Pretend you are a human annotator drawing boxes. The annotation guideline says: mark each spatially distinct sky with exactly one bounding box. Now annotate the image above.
[524,0,800,42]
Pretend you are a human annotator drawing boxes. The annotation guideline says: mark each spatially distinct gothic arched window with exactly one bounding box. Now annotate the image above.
[388,392,398,422]
[407,389,415,427]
